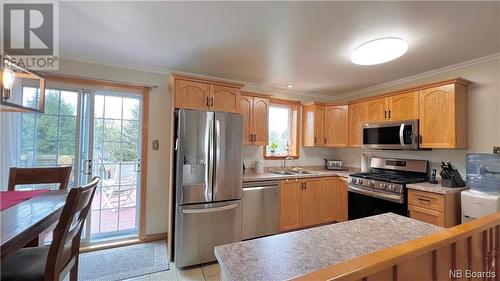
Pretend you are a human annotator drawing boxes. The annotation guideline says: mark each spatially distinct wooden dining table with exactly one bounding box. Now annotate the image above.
[0,190,67,258]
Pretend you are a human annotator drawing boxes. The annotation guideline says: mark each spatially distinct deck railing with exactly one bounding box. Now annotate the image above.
[291,212,500,281]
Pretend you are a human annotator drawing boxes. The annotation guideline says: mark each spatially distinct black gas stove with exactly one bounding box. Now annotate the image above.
[347,157,428,220]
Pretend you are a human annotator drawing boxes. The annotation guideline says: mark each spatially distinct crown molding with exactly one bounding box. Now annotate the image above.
[333,52,500,101]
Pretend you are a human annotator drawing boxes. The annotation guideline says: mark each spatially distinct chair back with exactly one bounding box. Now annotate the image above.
[44,177,100,281]
[8,166,72,191]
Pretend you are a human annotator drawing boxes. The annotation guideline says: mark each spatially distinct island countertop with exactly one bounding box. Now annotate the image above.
[214,213,443,281]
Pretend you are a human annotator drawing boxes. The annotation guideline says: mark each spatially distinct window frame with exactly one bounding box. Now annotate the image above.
[263,98,301,160]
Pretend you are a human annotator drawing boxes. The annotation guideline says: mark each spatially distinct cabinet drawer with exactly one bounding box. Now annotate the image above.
[408,190,445,212]
[408,205,445,227]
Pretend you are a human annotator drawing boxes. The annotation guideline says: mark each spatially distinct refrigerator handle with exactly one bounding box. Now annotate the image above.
[208,117,214,197]
[214,119,221,182]
[181,203,240,214]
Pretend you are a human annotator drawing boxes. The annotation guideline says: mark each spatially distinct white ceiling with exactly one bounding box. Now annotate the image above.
[59,1,500,96]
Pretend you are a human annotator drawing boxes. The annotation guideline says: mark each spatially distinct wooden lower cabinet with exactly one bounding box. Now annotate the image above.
[279,177,348,231]
[407,189,461,227]
[279,179,302,231]
[301,178,323,227]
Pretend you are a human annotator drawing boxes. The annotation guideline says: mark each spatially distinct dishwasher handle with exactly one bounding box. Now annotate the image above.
[243,180,280,188]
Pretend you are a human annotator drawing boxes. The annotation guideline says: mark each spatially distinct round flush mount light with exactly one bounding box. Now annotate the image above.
[287,84,293,88]
[351,37,408,65]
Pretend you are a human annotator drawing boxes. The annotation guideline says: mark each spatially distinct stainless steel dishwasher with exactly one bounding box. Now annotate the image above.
[242,180,280,240]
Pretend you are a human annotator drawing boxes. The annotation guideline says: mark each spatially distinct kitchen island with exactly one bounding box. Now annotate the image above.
[214,213,443,281]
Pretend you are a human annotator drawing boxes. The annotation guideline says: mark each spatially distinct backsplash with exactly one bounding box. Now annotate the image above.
[244,146,469,177]
[331,148,468,177]
[243,146,337,168]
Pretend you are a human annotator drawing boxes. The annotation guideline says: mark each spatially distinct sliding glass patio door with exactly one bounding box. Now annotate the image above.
[81,91,143,243]
[5,85,144,244]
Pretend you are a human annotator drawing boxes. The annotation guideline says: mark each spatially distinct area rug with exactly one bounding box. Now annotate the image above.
[78,240,170,281]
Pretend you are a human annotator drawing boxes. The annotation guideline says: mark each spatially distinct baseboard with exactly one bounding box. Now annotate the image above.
[143,232,167,242]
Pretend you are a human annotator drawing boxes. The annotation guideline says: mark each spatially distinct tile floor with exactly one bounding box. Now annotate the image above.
[124,262,220,281]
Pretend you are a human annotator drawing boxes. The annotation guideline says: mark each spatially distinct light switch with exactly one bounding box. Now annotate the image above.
[152,140,160,151]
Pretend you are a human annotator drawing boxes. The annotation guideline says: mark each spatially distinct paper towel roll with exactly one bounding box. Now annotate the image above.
[256,160,264,173]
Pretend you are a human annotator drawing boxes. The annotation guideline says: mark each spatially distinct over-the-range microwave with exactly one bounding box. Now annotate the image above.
[362,119,419,150]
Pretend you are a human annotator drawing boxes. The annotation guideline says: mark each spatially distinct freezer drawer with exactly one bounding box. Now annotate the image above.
[174,200,242,268]
[242,181,280,240]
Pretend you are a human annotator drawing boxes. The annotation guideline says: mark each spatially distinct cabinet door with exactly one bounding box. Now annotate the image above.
[320,177,337,223]
[419,84,456,148]
[303,105,324,147]
[325,105,348,147]
[211,85,240,113]
[279,180,302,231]
[239,95,253,145]
[301,178,323,227]
[337,177,348,222]
[174,80,210,110]
[314,106,325,146]
[348,102,366,147]
[252,97,269,146]
[365,98,388,123]
[388,91,419,121]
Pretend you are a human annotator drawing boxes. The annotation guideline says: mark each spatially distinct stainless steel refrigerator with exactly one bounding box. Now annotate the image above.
[173,109,243,268]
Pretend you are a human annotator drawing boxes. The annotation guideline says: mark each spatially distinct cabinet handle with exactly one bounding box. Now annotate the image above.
[388,110,391,119]
[304,182,307,190]
[249,134,253,142]
[253,134,256,142]
[206,97,210,107]
[211,97,214,107]
[314,137,317,144]
[384,110,387,119]
[324,137,327,144]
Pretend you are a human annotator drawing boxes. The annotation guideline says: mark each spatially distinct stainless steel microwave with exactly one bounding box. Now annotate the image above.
[362,120,419,150]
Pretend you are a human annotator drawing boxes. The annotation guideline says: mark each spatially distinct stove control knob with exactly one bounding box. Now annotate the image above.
[368,180,375,187]
[382,183,388,189]
[388,184,394,191]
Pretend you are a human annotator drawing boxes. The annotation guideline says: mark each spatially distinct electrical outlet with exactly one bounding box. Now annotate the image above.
[494,147,500,154]
[152,140,160,151]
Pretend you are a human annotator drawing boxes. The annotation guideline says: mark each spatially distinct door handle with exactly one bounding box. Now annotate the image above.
[83,159,93,175]
[182,203,240,214]
[134,158,141,173]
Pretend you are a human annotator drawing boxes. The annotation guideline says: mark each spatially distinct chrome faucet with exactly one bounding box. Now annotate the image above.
[282,156,294,170]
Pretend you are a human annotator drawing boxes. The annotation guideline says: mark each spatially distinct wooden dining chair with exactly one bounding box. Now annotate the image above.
[1,177,100,281]
[8,166,72,191]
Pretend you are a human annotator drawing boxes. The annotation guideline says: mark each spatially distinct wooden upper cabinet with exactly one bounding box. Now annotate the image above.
[348,102,366,147]
[252,97,269,146]
[301,178,323,227]
[240,94,269,146]
[279,179,302,231]
[419,83,468,148]
[324,105,348,147]
[171,74,243,113]
[211,85,240,113]
[303,104,325,147]
[388,91,419,121]
[239,95,253,145]
[365,98,388,123]
[174,79,210,110]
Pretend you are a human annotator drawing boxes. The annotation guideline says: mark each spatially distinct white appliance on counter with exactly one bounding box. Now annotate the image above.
[461,153,500,223]
[461,190,500,223]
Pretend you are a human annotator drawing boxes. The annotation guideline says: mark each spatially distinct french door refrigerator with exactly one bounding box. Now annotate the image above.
[173,109,243,268]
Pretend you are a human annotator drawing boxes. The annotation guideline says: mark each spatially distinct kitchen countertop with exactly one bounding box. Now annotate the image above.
[406,181,469,194]
[243,166,358,182]
[214,213,443,281]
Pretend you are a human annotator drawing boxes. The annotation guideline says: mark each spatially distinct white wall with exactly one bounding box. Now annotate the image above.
[330,56,500,175]
[53,59,171,235]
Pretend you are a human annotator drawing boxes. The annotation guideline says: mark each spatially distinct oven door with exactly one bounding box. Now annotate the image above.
[362,120,418,150]
[348,185,407,220]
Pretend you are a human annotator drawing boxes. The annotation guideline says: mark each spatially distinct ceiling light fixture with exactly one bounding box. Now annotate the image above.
[351,37,408,65]
[287,84,293,88]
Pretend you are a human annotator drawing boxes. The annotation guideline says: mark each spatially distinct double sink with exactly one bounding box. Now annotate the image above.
[270,169,316,175]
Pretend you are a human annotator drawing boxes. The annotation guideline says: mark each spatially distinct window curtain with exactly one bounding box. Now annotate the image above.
[0,109,21,190]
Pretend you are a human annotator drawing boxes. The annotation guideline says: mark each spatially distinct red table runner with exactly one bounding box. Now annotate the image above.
[0,190,50,211]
